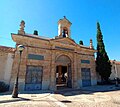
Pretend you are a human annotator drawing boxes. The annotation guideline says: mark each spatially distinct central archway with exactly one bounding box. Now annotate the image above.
[55,55,72,89]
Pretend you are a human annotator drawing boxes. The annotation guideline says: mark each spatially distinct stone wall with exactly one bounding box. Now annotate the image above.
[110,61,120,80]
[0,52,14,84]
[0,53,7,81]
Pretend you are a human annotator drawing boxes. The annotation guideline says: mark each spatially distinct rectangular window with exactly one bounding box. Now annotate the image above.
[81,60,90,64]
[28,54,44,60]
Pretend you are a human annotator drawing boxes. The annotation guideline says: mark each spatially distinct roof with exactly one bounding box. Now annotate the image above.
[25,33,51,40]
[110,60,120,65]
[0,46,15,53]
[51,37,93,50]
[12,33,51,41]
[58,16,72,25]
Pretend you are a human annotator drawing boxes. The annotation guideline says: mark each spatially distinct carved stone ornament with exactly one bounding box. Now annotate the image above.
[18,20,25,35]
[90,39,93,49]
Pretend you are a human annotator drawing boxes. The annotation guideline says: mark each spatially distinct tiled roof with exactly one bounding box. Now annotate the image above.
[0,46,15,53]
[116,61,120,65]
[110,60,120,65]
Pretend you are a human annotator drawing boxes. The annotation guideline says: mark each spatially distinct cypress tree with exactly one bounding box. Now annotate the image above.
[96,22,111,82]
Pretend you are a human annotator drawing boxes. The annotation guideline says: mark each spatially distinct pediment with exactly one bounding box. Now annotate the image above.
[58,17,72,25]
[51,37,78,46]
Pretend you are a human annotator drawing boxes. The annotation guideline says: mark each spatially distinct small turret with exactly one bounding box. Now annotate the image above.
[58,16,72,38]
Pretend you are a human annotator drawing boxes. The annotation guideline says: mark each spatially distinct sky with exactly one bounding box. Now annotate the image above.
[0,0,120,60]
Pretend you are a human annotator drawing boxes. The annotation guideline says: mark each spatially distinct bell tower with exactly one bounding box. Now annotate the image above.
[58,16,72,38]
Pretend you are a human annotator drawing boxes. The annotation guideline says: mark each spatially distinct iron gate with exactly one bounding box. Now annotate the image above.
[81,68,91,87]
[25,66,43,91]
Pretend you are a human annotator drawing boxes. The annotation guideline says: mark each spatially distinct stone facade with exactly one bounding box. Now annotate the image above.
[0,46,15,84]
[10,17,97,91]
[110,60,120,80]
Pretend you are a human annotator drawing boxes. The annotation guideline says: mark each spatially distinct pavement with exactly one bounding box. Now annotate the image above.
[81,84,120,92]
[0,85,120,107]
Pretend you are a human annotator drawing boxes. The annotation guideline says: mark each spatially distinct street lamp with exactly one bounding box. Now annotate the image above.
[12,45,25,98]
[113,60,118,87]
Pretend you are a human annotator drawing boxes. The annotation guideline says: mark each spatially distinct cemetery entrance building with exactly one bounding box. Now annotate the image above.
[10,17,97,91]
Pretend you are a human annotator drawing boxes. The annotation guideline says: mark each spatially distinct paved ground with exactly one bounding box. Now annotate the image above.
[0,85,120,107]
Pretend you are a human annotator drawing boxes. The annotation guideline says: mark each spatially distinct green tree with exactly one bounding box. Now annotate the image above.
[96,22,111,82]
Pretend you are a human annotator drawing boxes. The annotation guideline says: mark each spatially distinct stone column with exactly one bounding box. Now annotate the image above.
[73,53,78,89]
[49,50,56,91]
[91,56,97,85]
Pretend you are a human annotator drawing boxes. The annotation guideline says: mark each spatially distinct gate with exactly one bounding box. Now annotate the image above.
[56,55,72,88]
[25,66,43,91]
[81,68,91,87]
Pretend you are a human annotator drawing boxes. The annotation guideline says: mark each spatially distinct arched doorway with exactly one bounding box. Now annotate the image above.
[56,55,72,89]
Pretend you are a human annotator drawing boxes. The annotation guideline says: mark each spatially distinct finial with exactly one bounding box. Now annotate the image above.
[18,20,25,35]
[33,30,38,35]
[90,39,94,49]
[63,16,66,19]
[79,40,84,45]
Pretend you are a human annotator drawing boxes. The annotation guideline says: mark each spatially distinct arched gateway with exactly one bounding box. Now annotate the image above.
[55,55,72,89]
